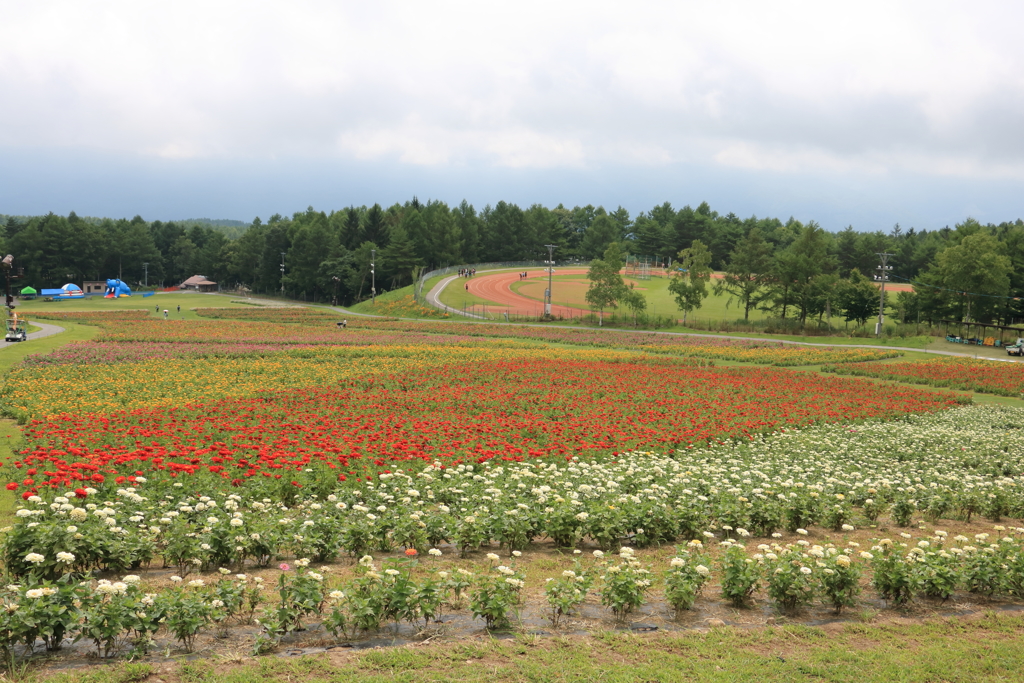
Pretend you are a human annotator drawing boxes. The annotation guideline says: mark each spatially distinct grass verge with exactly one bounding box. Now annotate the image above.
[42,613,1024,683]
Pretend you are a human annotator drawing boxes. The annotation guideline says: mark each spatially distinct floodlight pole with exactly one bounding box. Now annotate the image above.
[544,244,557,317]
[143,262,148,287]
[371,248,376,304]
[280,252,286,297]
[874,252,894,336]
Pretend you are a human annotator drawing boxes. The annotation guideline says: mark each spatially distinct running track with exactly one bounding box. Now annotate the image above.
[461,269,914,317]
[465,269,592,317]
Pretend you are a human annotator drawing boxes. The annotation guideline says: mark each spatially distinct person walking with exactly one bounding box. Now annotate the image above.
[163,309,168,319]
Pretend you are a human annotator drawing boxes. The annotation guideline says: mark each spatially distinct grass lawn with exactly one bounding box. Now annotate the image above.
[16,292,259,320]
[437,271,940,345]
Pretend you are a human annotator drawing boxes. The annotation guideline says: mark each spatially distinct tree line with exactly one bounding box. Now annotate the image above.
[2,200,1022,324]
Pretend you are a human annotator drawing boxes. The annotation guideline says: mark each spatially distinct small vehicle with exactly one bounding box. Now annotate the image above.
[4,317,27,343]
[1007,338,1024,356]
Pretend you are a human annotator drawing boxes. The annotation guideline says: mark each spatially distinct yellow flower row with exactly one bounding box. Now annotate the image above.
[1,345,646,421]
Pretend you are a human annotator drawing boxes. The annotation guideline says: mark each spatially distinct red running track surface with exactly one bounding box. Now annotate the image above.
[463,269,592,317]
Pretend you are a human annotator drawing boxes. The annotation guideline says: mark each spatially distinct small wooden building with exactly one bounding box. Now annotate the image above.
[179,275,219,292]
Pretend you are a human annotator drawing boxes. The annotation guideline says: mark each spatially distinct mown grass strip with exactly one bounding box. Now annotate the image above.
[41,613,1024,683]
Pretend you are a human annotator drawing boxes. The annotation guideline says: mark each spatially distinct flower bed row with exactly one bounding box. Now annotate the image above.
[194,307,342,323]
[3,405,1019,581]
[27,312,901,366]
[4,529,1024,666]
[823,357,1024,396]
[5,356,961,486]
[27,310,152,321]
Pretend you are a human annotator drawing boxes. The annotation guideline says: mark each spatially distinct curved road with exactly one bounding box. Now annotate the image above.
[26,321,65,340]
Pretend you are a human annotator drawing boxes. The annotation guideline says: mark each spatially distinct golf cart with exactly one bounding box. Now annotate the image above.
[1007,338,1024,356]
[4,316,27,343]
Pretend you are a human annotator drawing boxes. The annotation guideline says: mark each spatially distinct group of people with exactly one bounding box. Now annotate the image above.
[518,271,530,280]
[156,304,181,319]
[458,268,476,277]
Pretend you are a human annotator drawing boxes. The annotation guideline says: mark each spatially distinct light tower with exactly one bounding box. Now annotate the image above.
[280,252,286,297]
[873,252,894,336]
[544,244,557,317]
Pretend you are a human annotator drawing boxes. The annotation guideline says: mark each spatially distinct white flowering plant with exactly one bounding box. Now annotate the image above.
[664,544,711,613]
[764,547,817,613]
[891,498,916,527]
[821,498,854,532]
[163,583,213,653]
[0,575,89,662]
[960,542,1003,597]
[452,515,487,557]
[274,560,326,632]
[469,562,524,629]
[78,578,163,658]
[870,540,916,606]
[390,513,430,555]
[720,543,762,607]
[817,549,861,614]
[544,563,591,627]
[598,548,652,620]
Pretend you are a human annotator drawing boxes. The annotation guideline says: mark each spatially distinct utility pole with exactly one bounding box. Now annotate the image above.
[873,252,894,336]
[280,252,286,297]
[544,244,557,317]
[143,262,148,287]
[371,248,376,304]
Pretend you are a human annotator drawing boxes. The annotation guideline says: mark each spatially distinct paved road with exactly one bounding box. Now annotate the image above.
[27,321,65,340]
[428,275,487,319]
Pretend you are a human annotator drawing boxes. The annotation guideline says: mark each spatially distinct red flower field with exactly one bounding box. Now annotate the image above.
[11,358,962,493]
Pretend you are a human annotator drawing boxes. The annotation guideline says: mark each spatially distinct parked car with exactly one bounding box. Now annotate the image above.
[1007,338,1024,356]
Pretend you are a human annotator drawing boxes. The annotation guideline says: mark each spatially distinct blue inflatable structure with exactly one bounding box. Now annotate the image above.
[41,283,84,298]
[104,279,132,298]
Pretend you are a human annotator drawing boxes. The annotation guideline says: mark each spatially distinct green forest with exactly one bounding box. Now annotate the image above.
[1,199,1022,325]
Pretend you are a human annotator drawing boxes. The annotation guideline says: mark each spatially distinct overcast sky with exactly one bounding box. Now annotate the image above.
[2,1,1023,230]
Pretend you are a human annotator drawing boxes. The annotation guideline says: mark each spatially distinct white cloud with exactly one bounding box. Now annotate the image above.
[2,0,1024,183]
